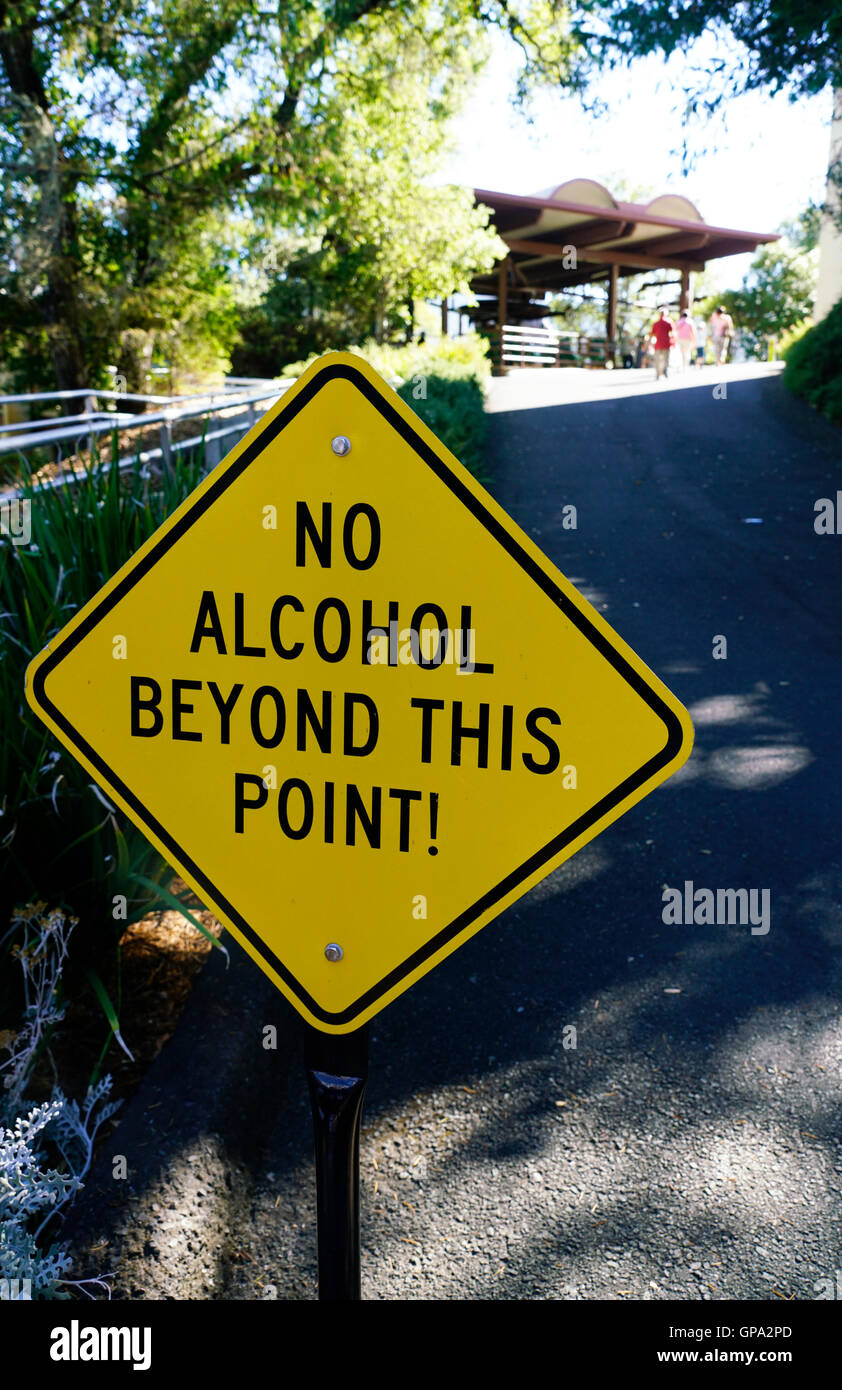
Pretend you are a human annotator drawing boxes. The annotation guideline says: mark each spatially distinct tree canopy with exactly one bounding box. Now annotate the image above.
[579,2,842,100]
[0,0,582,389]
[699,208,818,356]
[3,0,841,391]
[719,240,816,347]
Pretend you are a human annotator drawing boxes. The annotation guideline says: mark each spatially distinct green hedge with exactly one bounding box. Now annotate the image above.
[280,334,491,479]
[776,319,813,360]
[784,300,842,425]
[395,373,487,479]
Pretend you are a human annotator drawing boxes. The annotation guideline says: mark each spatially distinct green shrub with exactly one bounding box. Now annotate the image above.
[350,334,492,388]
[279,331,490,384]
[279,334,491,477]
[777,319,813,360]
[395,373,488,478]
[0,446,208,956]
[784,299,842,424]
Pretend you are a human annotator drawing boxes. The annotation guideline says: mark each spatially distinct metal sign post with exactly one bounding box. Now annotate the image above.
[304,1023,369,1301]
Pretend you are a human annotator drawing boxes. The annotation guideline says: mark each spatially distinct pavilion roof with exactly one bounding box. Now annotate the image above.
[471,178,779,301]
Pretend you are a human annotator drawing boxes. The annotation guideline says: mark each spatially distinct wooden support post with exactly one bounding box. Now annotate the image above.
[497,256,509,328]
[494,257,510,377]
[679,267,691,312]
[440,297,448,337]
[605,265,618,364]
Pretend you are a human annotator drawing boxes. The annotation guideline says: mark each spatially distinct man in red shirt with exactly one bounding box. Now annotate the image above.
[650,309,675,379]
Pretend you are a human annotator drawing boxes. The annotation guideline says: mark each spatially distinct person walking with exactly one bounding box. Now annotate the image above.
[650,308,674,380]
[674,310,695,372]
[710,305,735,364]
[694,314,707,365]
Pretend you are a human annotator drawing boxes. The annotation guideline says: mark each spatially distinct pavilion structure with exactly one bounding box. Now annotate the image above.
[455,178,779,363]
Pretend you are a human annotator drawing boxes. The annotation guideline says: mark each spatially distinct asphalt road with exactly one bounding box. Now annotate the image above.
[68,362,842,1302]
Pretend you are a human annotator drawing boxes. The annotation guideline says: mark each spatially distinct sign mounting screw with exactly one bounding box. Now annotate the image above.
[324,942,344,962]
[331,435,351,456]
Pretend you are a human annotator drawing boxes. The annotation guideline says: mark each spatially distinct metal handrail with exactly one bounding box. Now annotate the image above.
[0,383,289,459]
[0,383,270,407]
[0,410,138,437]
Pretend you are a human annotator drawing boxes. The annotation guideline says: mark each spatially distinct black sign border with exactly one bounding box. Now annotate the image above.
[32,362,685,1026]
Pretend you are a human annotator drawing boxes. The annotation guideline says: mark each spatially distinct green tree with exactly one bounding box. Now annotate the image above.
[234,24,506,369]
[711,239,817,357]
[0,1,583,391]
[576,3,842,250]
[780,204,823,254]
[580,2,842,100]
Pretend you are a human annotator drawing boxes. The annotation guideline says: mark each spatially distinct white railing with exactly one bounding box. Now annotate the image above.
[491,324,614,371]
[0,379,293,484]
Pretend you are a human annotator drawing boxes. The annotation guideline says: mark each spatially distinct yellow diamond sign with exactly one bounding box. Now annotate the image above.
[26,352,693,1032]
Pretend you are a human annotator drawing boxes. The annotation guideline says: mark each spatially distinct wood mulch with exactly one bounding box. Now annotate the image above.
[34,883,223,1112]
